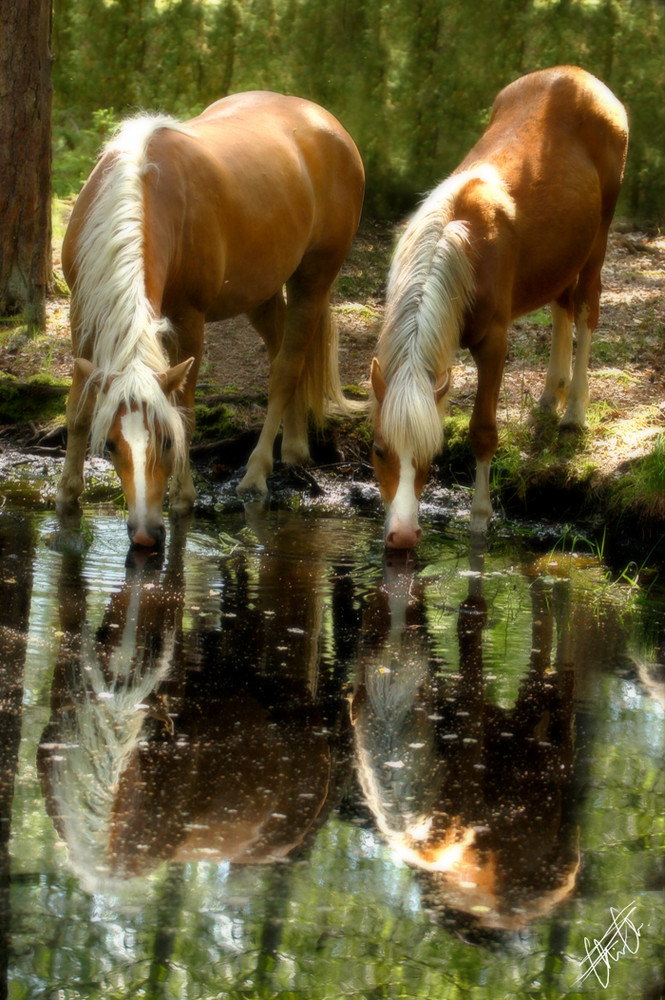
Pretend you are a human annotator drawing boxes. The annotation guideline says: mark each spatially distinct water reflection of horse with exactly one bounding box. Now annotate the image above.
[351,553,580,935]
[56,92,364,547]
[38,512,351,892]
[370,66,628,547]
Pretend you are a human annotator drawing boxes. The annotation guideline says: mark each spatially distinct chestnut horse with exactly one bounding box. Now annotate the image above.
[370,67,628,548]
[56,91,364,547]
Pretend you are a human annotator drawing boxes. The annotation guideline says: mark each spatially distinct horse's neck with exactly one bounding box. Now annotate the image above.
[382,208,474,381]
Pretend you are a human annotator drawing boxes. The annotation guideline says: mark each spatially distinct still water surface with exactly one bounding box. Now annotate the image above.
[1,493,664,999]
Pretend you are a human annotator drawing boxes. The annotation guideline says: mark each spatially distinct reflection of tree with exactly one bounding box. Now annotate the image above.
[352,552,580,937]
[0,515,34,1000]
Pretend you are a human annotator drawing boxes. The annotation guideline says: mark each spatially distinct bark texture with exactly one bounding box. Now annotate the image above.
[0,0,53,326]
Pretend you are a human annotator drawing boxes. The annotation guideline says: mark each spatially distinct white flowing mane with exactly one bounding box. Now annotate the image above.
[376,171,479,465]
[73,114,192,462]
[44,579,177,893]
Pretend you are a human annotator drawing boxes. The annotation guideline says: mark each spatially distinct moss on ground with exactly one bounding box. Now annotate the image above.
[192,400,241,443]
[0,373,69,425]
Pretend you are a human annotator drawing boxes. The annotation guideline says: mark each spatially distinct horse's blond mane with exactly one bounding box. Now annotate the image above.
[73,114,192,463]
[376,172,478,465]
[44,586,177,894]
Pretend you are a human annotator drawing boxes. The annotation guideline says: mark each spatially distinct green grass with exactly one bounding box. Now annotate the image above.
[610,433,665,520]
[334,302,381,323]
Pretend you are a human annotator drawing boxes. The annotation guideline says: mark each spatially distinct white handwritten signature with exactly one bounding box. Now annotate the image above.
[575,900,643,988]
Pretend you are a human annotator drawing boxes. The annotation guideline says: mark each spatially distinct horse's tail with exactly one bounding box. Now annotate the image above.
[298,295,363,424]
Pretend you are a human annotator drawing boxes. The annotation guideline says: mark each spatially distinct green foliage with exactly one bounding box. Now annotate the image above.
[51,0,665,220]
[53,108,119,198]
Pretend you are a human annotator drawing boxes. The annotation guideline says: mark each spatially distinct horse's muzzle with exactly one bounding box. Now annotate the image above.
[385,522,422,550]
[127,520,166,549]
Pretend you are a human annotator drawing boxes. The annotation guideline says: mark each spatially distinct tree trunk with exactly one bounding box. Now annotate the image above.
[0,0,53,328]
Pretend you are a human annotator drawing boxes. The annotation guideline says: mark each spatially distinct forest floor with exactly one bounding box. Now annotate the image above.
[1,218,664,564]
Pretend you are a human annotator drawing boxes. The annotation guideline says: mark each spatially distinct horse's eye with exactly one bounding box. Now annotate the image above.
[163,436,173,451]
[105,439,116,454]
[373,443,385,461]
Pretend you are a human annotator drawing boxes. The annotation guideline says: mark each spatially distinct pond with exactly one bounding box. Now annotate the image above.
[1,461,664,1000]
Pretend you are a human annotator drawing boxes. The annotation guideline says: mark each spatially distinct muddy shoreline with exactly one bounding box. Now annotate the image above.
[1,422,663,581]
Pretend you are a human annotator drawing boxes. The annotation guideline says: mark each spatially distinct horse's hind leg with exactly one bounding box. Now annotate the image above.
[539,295,574,414]
[239,279,330,495]
[247,292,310,467]
[560,227,608,430]
[561,304,593,429]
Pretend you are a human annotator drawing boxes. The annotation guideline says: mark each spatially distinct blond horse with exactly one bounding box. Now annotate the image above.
[371,67,627,547]
[57,92,364,546]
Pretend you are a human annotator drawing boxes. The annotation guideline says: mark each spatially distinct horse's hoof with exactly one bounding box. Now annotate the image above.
[55,494,82,517]
[236,474,269,498]
[45,520,91,555]
[558,421,586,440]
[269,462,323,495]
[169,497,196,517]
[469,514,491,535]
[281,449,312,467]
[530,405,560,429]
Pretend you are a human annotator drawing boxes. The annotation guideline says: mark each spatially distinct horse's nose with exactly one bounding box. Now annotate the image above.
[127,520,166,549]
[386,523,422,549]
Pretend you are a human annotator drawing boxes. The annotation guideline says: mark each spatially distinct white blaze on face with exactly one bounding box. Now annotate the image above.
[385,446,420,543]
[121,408,149,528]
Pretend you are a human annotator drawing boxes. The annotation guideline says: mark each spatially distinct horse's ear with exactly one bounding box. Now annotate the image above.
[74,357,106,389]
[158,357,195,396]
[370,357,387,403]
[434,368,451,405]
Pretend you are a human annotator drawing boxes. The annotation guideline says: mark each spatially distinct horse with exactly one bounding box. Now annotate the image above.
[56,91,365,547]
[370,66,628,548]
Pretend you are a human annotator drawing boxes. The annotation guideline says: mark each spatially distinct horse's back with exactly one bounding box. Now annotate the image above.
[142,91,364,317]
[64,91,364,323]
[186,91,365,227]
[460,66,628,198]
[449,67,627,320]
[490,65,627,135]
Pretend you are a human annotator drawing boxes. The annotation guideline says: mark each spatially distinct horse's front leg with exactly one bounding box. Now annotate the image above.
[169,439,196,514]
[238,356,306,494]
[246,292,311,470]
[56,361,96,514]
[169,391,197,515]
[468,327,507,534]
[167,313,202,515]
